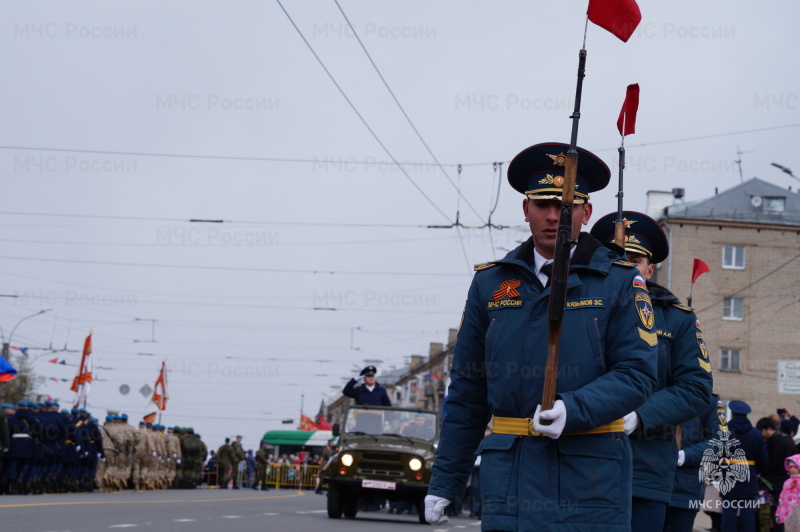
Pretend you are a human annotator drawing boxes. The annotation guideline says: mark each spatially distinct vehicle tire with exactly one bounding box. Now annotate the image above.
[417,497,429,525]
[327,485,343,518]
[343,494,358,519]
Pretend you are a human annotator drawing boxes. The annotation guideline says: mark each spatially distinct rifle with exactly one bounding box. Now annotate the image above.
[541,48,587,415]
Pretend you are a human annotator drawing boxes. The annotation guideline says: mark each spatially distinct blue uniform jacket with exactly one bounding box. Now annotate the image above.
[429,234,658,531]
[722,415,767,501]
[342,379,391,406]
[669,394,727,509]
[629,282,713,503]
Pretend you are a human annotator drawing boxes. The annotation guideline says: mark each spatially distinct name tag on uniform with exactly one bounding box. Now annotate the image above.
[565,298,605,309]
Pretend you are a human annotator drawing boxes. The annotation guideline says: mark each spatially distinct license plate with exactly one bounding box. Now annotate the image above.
[362,480,396,490]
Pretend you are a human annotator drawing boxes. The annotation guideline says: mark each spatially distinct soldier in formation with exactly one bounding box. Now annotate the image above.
[0,403,209,494]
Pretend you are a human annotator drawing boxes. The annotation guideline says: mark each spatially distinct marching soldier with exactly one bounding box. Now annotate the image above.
[217,437,234,489]
[590,210,714,530]
[425,143,658,529]
[254,440,271,491]
[230,435,245,489]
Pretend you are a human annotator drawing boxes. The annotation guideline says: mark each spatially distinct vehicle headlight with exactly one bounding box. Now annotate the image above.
[408,458,423,471]
[341,453,354,467]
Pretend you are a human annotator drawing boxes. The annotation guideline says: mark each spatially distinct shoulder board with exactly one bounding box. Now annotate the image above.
[671,303,693,312]
[473,262,498,271]
[613,260,635,268]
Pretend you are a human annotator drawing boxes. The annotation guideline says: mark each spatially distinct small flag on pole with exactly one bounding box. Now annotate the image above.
[70,332,93,408]
[692,259,710,283]
[299,414,319,431]
[587,0,642,42]
[151,360,168,411]
[617,83,640,136]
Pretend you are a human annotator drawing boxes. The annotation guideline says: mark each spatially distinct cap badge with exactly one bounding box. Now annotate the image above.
[626,235,642,245]
[537,174,569,189]
[622,218,637,229]
[547,153,566,166]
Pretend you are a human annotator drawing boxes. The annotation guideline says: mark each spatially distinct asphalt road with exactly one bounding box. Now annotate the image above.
[0,487,482,532]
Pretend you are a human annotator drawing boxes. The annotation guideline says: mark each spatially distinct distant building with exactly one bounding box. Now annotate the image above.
[649,178,800,418]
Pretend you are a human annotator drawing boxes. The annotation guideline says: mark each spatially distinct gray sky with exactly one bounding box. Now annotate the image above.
[1,1,798,449]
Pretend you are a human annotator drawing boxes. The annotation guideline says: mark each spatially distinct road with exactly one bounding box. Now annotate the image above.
[0,487,482,532]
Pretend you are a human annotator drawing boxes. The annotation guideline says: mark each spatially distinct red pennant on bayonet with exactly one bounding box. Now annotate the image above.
[691,258,710,284]
[587,0,642,42]
[617,83,640,136]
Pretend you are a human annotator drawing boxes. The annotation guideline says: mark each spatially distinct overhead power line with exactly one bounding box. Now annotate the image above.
[274,0,452,223]
[0,254,469,277]
[333,0,486,225]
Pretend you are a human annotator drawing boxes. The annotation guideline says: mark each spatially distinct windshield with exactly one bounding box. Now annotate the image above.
[344,409,437,441]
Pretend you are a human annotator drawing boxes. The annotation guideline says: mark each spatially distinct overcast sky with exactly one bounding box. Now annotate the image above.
[1,1,798,450]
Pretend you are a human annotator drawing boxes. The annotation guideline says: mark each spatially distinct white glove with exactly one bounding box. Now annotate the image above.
[424,494,451,525]
[623,412,640,435]
[354,376,364,385]
[76,445,81,452]
[677,450,686,467]
[152,451,157,456]
[97,452,102,459]
[533,400,567,439]
[177,458,182,464]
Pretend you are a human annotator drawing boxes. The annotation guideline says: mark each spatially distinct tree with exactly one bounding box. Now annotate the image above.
[1,354,45,405]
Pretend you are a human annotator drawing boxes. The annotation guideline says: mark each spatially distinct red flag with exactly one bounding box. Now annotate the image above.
[316,416,333,430]
[49,357,59,363]
[430,372,442,381]
[151,360,168,411]
[692,259,710,283]
[587,0,642,42]
[71,332,93,407]
[143,411,157,423]
[617,83,640,136]
[299,414,319,431]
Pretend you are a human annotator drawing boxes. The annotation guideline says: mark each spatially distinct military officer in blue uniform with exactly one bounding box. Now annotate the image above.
[720,400,767,532]
[425,142,658,531]
[342,366,391,406]
[664,394,727,532]
[590,210,714,530]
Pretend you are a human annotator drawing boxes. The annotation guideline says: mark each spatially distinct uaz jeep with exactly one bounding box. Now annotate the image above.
[324,405,438,523]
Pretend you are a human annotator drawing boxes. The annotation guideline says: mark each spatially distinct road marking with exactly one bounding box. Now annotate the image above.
[222,516,241,519]
[109,526,138,529]
[0,490,305,508]
[262,513,279,516]
[173,519,195,522]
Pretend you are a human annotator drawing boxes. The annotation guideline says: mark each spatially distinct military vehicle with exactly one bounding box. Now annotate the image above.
[323,405,438,523]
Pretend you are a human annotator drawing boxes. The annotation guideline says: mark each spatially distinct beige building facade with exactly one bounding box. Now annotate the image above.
[650,178,800,419]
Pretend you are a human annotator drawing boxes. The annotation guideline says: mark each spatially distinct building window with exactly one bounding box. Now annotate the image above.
[764,196,786,213]
[720,349,740,372]
[722,245,745,269]
[722,297,744,320]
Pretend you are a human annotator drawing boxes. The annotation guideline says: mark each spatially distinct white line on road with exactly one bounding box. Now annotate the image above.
[109,526,138,529]
[262,513,279,516]
[222,516,241,519]
[173,519,195,522]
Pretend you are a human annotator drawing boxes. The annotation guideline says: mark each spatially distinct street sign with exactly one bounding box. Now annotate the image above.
[139,384,153,398]
[778,360,800,394]
[119,384,130,395]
